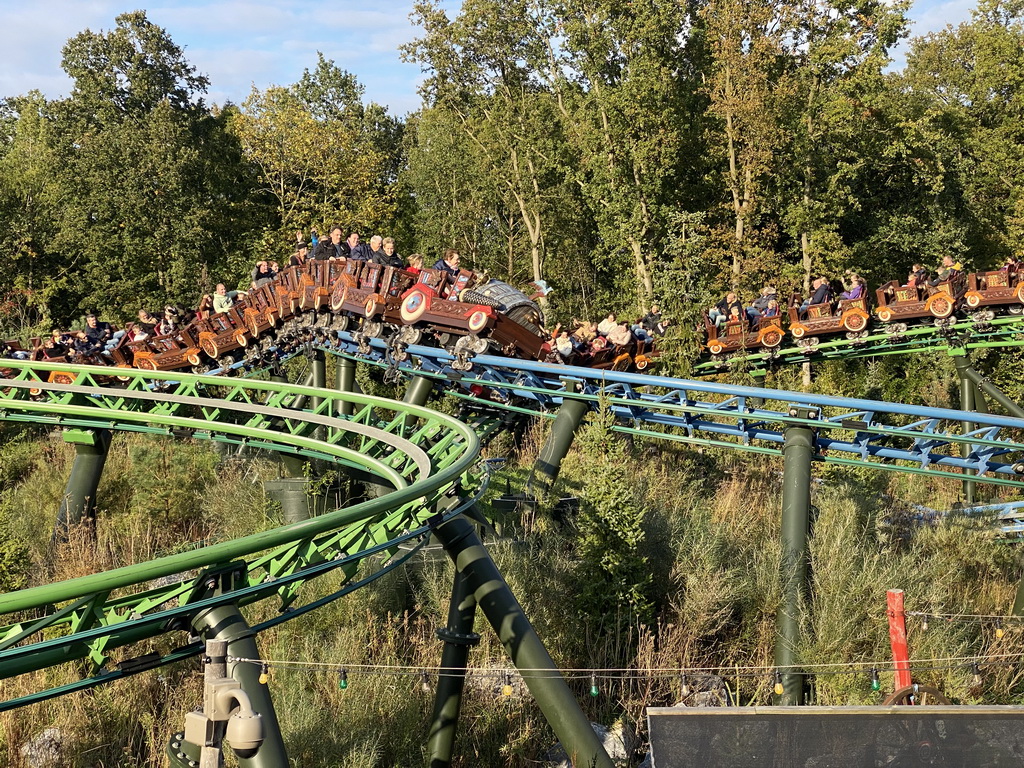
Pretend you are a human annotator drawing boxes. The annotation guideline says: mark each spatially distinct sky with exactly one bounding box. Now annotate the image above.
[0,0,978,117]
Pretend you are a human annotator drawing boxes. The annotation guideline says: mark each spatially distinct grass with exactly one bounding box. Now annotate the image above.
[0,400,1022,766]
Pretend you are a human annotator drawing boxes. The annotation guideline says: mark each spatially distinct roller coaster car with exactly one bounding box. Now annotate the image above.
[398,269,498,344]
[788,295,871,340]
[704,315,785,355]
[874,273,966,323]
[273,265,305,320]
[965,270,1024,310]
[129,326,202,371]
[195,307,248,360]
[243,284,280,337]
[332,263,417,324]
[456,277,548,359]
[299,259,335,311]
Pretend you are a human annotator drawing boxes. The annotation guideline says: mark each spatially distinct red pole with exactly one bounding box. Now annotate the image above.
[887,589,912,689]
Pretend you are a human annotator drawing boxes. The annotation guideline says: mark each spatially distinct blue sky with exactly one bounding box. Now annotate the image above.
[0,0,977,117]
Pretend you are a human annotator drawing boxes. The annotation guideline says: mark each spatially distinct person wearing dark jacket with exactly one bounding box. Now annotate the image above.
[433,249,461,276]
[708,292,742,328]
[377,237,404,268]
[312,226,348,260]
[348,230,371,262]
[798,277,834,317]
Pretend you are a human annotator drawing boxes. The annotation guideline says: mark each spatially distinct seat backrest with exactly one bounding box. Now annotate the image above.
[894,287,916,302]
[807,303,830,319]
[417,268,449,293]
[360,263,383,291]
[444,269,474,301]
[725,321,743,337]
[986,270,1008,288]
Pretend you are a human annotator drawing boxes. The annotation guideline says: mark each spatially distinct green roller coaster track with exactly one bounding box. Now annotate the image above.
[0,361,481,693]
[692,312,1024,375]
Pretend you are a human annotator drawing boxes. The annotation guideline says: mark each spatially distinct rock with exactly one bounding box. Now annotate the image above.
[673,674,729,707]
[20,728,64,768]
[546,720,635,767]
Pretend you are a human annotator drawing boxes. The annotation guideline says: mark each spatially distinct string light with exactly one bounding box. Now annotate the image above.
[258,663,270,685]
[226,649,1024,688]
[420,671,431,693]
[589,673,599,698]
[870,668,880,692]
[773,671,784,696]
[972,663,982,688]
[501,672,513,697]
[339,667,349,690]
[922,618,929,631]
[996,620,1005,639]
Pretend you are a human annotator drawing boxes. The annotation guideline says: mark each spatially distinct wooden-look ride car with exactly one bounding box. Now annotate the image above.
[703,315,785,356]
[874,273,967,327]
[964,270,1024,314]
[788,293,871,344]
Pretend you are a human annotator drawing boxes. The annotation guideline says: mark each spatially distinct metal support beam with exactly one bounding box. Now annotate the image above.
[52,429,111,544]
[433,514,613,768]
[954,356,976,504]
[402,375,435,436]
[335,356,357,417]
[528,395,589,496]
[311,349,326,410]
[193,604,288,768]
[427,569,479,768]
[959,365,1024,419]
[774,410,814,706]
[269,372,306,478]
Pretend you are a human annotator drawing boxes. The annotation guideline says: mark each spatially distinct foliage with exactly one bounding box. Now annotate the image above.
[572,402,655,627]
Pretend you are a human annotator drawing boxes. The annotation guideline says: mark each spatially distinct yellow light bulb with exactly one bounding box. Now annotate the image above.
[996,627,1005,639]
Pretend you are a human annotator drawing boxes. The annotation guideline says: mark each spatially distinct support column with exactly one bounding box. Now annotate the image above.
[52,429,111,544]
[774,410,814,706]
[427,570,480,768]
[433,515,614,768]
[954,356,976,504]
[402,375,435,435]
[192,603,288,767]
[269,372,306,478]
[528,395,590,496]
[335,356,357,417]
[311,349,327,410]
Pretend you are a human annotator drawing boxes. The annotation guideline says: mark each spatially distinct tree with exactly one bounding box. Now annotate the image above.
[37,11,250,319]
[899,0,1024,265]
[233,57,401,245]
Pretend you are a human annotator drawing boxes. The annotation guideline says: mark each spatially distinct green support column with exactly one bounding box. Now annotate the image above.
[335,356,357,417]
[311,349,327,446]
[433,515,614,768]
[403,375,435,435]
[311,348,327,408]
[269,372,306,478]
[956,366,1024,617]
[52,429,112,544]
[953,356,976,504]
[528,394,590,496]
[427,570,479,768]
[193,603,288,768]
[774,409,815,706]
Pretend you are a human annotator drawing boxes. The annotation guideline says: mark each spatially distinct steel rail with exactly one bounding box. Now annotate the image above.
[0,366,483,704]
[317,333,1024,488]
